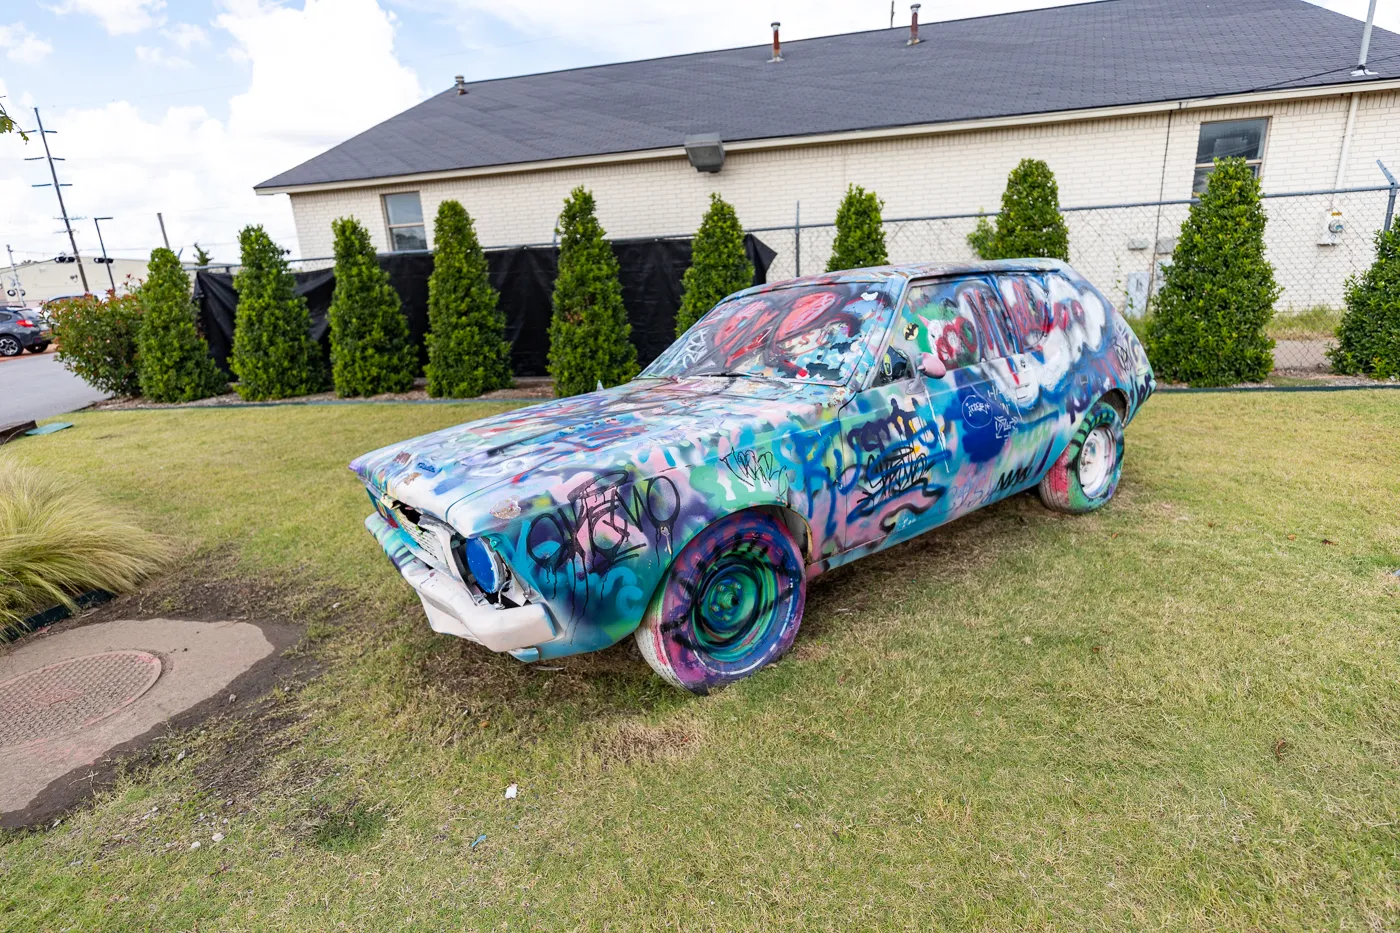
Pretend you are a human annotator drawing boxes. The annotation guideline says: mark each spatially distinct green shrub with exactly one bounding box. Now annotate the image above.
[971,159,1070,261]
[136,248,226,403]
[827,184,888,271]
[328,217,416,397]
[0,459,170,637]
[548,187,638,397]
[50,291,143,396]
[1329,225,1400,379]
[1145,158,1279,387]
[425,201,513,398]
[676,194,753,335]
[230,225,324,401]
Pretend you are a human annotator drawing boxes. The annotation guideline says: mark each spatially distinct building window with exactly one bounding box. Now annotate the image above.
[1193,118,1268,195]
[383,192,427,251]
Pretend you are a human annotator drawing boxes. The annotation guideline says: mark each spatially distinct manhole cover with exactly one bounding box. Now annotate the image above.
[0,651,162,747]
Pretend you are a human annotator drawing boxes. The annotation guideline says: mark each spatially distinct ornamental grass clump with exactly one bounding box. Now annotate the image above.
[1145,157,1278,386]
[676,194,753,335]
[548,186,638,397]
[328,216,416,397]
[425,201,514,398]
[826,184,888,271]
[230,225,324,400]
[136,247,226,402]
[969,158,1071,261]
[0,461,170,636]
[1329,224,1400,379]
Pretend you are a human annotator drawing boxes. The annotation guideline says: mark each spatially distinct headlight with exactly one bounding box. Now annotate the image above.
[462,537,506,593]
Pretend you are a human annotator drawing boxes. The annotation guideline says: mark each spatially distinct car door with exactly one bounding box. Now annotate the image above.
[838,276,1013,552]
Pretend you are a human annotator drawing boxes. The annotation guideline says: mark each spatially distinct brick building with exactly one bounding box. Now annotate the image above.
[256,0,1400,311]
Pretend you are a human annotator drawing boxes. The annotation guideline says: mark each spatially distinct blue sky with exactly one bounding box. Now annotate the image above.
[0,0,1388,267]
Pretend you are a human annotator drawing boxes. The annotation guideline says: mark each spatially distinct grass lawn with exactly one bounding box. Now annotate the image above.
[2,393,1398,931]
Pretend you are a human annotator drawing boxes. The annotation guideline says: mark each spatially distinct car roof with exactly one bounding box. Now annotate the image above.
[737,258,1074,299]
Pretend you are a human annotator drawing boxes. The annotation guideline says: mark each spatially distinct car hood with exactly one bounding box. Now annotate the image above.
[349,377,846,528]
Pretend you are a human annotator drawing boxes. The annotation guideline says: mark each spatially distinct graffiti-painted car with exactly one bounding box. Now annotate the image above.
[351,260,1154,693]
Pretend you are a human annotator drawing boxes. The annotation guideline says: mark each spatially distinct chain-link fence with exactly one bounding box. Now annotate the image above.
[753,184,1398,373]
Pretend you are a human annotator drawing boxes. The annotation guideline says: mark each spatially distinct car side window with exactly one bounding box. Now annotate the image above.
[894,276,1017,369]
[995,274,1052,351]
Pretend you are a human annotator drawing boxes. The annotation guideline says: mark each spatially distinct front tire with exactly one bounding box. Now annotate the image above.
[1038,398,1125,513]
[635,510,806,694]
[0,336,21,357]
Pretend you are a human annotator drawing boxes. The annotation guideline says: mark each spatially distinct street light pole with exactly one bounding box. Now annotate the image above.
[93,217,116,292]
[27,108,89,294]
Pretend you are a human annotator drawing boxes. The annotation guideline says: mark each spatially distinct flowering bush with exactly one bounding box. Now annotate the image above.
[50,290,144,396]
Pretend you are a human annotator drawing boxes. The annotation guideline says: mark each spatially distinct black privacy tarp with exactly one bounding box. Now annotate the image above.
[194,234,776,377]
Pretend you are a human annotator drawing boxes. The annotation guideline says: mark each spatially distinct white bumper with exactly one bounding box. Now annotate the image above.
[398,555,557,654]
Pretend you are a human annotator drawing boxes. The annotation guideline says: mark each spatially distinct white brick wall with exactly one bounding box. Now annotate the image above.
[283,90,1400,310]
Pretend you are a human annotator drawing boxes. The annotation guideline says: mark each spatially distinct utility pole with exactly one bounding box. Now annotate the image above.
[157,212,171,249]
[93,217,116,292]
[25,108,89,293]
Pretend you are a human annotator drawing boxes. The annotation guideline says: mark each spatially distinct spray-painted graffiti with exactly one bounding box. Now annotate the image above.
[350,259,1155,690]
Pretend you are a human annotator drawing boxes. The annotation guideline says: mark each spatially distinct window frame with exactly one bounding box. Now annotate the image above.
[1192,117,1270,196]
[381,191,428,253]
[875,274,1020,385]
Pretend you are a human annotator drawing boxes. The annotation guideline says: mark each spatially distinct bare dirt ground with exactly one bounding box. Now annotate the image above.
[91,376,555,411]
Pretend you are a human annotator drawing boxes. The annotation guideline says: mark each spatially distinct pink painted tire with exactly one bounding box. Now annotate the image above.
[635,511,805,694]
[1038,399,1124,514]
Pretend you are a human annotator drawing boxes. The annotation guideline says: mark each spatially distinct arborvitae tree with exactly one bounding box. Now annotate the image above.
[676,194,754,335]
[136,247,226,402]
[548,187,638,397]
[1329,225,1400,379]
[327,216,415,397]
[826,184,888,271]
[1145,158,1279,386]
[425,201,513,397]
[971,158,1071,261]
[230,225,324,400]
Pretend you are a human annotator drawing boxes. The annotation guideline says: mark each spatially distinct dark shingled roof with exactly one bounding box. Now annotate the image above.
[256,0,1400,190]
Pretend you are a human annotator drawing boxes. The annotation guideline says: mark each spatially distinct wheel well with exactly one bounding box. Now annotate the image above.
[1101,389,1129,420]
[751,505,816,563]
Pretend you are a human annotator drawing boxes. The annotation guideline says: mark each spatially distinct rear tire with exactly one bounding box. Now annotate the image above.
[1038,399,1124,513]
[635,510,805,694]
[26,342,49,354]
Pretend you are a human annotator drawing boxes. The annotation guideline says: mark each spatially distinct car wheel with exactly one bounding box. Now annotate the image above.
[26,342,49,354]
[1038,398,1125,514]
[0,335,22,357]
[635,510,806,694]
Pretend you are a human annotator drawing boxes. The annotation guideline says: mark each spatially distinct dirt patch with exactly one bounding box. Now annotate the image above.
[89,376,555,410]
[584,718,705,767]
[0,571,321,830]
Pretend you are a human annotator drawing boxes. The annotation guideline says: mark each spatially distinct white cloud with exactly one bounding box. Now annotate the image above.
[0,22,54,64]
[45,0,166,36]
[135,44,191,68]
[1,0,422,264]
[161,22,209,51]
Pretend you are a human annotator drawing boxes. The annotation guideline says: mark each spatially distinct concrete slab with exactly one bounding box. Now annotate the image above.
[0,619,275,821]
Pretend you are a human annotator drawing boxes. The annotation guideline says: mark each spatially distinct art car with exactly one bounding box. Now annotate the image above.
[350,259,1155,693]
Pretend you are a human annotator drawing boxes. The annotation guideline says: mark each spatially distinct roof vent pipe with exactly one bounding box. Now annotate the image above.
[770,22,783,62]
[908,4,921,45]
[454,75,468,95]
[1352,0,1377,76]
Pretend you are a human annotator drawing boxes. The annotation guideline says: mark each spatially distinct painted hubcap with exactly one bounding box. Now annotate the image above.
[694,560,771,661]
[1077,425,1117,498]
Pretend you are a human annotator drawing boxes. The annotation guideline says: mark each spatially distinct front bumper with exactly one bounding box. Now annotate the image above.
[364,513,557,655]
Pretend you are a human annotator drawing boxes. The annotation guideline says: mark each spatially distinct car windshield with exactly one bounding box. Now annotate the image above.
[643,281,896,385]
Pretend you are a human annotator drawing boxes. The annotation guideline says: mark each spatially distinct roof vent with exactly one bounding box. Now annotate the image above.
[684,133,725,173]
[454,75,468,95]
[769,22,782,63]
[908,4,921,45]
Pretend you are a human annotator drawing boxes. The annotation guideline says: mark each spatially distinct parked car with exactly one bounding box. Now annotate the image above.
[0,306,52,356]
[350,260,1156,693]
